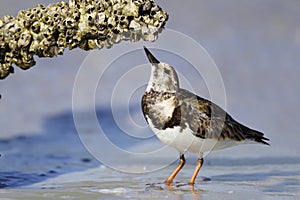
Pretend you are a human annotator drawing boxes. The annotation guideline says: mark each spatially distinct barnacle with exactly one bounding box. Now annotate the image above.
[17,30,32,47]
[0,0,168,79]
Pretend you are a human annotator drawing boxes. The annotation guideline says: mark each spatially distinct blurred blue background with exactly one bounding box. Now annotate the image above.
[1,0,299,153]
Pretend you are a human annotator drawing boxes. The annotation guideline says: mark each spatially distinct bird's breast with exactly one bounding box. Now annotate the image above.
[142,91,178,130]
[151,96,177,119]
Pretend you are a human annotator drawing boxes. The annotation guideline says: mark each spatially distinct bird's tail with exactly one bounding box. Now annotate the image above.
[245,128,270,145]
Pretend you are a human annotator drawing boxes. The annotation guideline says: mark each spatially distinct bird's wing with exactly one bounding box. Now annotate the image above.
[177,89,269,145]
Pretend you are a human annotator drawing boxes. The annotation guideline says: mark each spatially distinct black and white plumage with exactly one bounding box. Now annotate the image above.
[141,46,269,185]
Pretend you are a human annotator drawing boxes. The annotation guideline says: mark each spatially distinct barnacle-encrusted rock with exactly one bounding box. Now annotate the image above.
[0,0,168,79]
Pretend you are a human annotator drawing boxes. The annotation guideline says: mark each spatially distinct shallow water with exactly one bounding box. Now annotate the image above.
[1,159,299,199]
[1,0,300,199]
[0,109,299,199]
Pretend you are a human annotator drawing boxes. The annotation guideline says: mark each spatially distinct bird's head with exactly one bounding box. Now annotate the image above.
[143,46,179,93]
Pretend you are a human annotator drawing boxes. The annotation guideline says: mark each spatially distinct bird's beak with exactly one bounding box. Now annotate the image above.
[143,46,160,64]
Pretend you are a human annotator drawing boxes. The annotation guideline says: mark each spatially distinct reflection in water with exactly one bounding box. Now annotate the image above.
[145,182,204,200]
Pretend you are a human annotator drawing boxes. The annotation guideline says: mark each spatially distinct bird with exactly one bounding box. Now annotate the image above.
[141,46,269,186]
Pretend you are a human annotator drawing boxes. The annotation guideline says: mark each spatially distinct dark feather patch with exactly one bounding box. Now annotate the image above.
[162,106,181,129]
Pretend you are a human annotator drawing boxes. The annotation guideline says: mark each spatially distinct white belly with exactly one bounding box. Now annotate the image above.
[147,117,241,154]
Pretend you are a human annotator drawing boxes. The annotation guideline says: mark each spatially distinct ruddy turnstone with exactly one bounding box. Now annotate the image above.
[142,47,269,185]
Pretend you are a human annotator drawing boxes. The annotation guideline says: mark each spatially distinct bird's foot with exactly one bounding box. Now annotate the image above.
[164,179,173,186]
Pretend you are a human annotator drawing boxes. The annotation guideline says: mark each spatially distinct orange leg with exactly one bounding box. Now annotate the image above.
[165,154,185,185]
[189,158,204,185]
